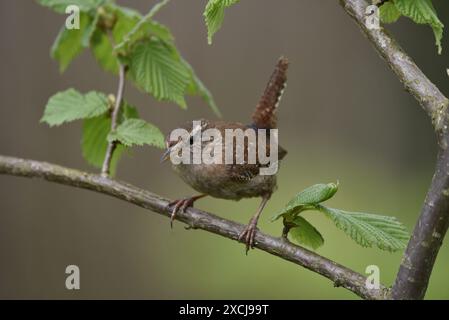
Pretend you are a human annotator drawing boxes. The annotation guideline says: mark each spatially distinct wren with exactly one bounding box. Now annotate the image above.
[161,57,289,253]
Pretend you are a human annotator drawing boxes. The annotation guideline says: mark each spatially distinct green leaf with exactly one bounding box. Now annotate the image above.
[289,216,324,250]
[317,205,409,252]
[41,89,109,126]
[287,182,339,206]
[81,102,138,174]
[182,58,221,117]
[90,5,141,74]
[271,182,339,221]
[110,5,142,21]
[128,38,190,108]
[379,2,401,24]
[115,20,174,54]
[108,119,165,148]
[120,101,140,121]
[393,0,444,54]
[51,13,93,72]
[91,28,119,74]
[110,4,142,43]
[204,0,240,44]
[81,10,99,47]
[37,0,107,13]
[81,114,125,175]
[114,1,174,55]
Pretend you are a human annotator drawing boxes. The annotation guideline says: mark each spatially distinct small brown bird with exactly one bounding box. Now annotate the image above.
[161,57,289,252]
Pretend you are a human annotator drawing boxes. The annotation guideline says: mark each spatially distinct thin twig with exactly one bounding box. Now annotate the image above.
[101,63,126,177]
[0,155,389,300]
[340,0,449,299]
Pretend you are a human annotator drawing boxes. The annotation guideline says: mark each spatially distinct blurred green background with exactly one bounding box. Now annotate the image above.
[1,0,449,299]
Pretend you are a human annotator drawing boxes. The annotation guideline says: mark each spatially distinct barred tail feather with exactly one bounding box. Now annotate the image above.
[251,56,289,129]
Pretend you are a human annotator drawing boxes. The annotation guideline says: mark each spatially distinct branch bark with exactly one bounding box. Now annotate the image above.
[0,155,388,300]
[101,62,126,177]
[393,148,449,299]
[340,0,449,299]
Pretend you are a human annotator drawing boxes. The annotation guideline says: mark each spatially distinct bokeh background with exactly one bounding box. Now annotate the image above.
[1,0,449,299]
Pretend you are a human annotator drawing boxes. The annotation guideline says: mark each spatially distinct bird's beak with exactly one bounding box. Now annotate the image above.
[160,148,171,163]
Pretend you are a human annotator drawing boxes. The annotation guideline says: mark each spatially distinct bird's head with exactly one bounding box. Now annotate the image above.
[160,119,209,163]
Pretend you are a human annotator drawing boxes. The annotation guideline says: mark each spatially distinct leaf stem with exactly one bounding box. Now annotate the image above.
[101,62,126,177]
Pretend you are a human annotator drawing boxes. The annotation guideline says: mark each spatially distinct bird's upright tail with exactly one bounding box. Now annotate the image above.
[251,57,289,129]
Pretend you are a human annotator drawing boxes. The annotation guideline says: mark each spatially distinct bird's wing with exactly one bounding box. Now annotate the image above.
[227,163,260,182]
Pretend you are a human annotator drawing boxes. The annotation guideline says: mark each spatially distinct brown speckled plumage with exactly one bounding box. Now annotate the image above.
[171,120,286,200]
[252,57,288,129]
[163,57,289,251]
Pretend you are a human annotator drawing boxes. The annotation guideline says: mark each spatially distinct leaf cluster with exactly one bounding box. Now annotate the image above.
[272,182,409,252]
[378,0,444,54]
[38,0,220,174]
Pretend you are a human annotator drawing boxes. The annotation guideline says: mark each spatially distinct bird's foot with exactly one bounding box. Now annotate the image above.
[167,195,205,228]
[238,219,259,254]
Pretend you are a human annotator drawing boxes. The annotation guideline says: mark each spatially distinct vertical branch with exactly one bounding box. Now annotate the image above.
[392,145,449,299]
[101,63,126,177]
[339,0,449,299]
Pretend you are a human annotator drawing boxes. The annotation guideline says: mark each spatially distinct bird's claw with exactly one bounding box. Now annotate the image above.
[238,220,259,254]
[167,197,195,228]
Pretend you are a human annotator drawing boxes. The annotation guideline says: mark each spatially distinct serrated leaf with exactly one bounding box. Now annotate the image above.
[115,20,174,54]
[51,13,93,72]
[37,0,107,13]
[271,182,339,221]
[204,0,240,44]
[108,119,165,148]
[128,38,190,108]
[113,1,173,55]
[81,114,124,175]
[394,0,444,54]
[289,216,324,250]
[90,5,141,74]
[110,4,142,43]
[41,89,109,126]
[318,205,409,252]
[182,58,221,117]
[380,1,401,24]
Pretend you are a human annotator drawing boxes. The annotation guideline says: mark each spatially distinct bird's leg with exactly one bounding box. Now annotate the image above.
[167,194,207,228]
[239,195,271,254]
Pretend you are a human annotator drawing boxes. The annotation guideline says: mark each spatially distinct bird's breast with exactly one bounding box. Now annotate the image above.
[173,163,277,200]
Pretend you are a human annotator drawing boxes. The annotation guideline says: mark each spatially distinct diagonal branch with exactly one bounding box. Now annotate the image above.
[340,0,449,299]
[0,155,388,300]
